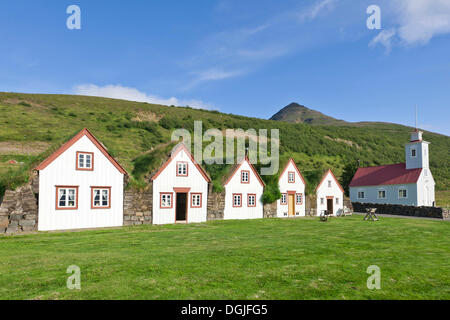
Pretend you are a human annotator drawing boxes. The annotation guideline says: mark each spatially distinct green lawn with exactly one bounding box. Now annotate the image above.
[0,216,449,300]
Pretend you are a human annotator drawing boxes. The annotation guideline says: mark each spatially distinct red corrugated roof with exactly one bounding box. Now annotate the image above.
[349,163,421,187]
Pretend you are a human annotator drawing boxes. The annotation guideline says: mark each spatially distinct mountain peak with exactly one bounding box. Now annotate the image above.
[270,102,346,125]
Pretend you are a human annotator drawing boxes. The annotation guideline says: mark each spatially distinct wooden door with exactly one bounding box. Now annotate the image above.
[176,193,187,221]
[288,194,295,216]
[327,198,333,215]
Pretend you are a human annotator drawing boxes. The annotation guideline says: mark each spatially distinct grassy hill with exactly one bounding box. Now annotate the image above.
[1,92,449,205]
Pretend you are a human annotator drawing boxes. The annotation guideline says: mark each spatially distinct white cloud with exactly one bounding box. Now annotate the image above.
[184,0,339,89]
[73,84,214,110]
[369,29,396,53]
[370,0,450,50]
[297,0,337,21]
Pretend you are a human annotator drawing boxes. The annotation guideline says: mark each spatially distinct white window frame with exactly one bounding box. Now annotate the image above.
[92,187,111,208]
[328,180,332,188]
[77,152,93,170]
[398,187,408,199]
[335,197,339,205]
[160,193,173,208]
[56,186,78,209]
[176,162,188,176]
[288,172,295,183]
[377,189,387,199]
[281,193,287,205]
[357,190,365,200]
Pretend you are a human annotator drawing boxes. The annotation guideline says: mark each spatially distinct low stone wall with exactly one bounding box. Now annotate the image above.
[123,186,152,226]
[0,185,38,233]
[207,188,225,221]
[352,202,447,219]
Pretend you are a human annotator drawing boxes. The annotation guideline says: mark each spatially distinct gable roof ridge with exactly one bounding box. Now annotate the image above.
[35,128,127,175]
[224,156,265,187]
[278,158,306,185]
[315,168,344,193]
[151,143,211,182]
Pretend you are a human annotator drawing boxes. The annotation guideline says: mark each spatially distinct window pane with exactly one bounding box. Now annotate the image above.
[59,189,66,207]
[86,155,91,167]
[79,154,84,168]
[68,189,75,207]
[94,190,100,206]
[102,190,108,206]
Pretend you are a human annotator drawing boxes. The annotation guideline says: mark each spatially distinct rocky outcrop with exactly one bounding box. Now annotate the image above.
[0,185,38,233]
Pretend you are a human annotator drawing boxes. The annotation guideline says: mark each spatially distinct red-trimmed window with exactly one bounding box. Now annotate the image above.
[160,193,173,208]
[56,186,78,210]
[76,151,94,171]
[191,193,202,208]
[241,170,250,184]
[328,180,332,188]
[233,194,242,207]
[296,193,303,205]
[247,194,256,207]
[91,187,111,209]
[176,162,188,176]
[281,193,287,205]
[288,171,295,183]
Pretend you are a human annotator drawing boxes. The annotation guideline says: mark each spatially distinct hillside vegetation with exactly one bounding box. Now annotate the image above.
[1,92,449,204]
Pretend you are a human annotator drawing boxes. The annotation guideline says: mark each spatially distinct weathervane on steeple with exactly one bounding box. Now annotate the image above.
[415,105,418,131]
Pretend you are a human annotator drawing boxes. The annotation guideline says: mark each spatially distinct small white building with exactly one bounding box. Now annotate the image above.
[349,130,435,207]
[36,128,127,231]
[277,158,306,217]
[223,156,265,220]
[151,144,210,224]
[316,169,344,216]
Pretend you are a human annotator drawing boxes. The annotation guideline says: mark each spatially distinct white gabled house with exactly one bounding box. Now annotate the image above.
[36,128,127,231]
[349,130,435,207]
[316,169,344,216]
[223,156,265,220]
[151,144,210,225]
[277,158,306,217]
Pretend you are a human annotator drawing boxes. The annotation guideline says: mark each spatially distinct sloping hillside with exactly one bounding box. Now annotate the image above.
[1,93,449,204]
[270,102,347,125]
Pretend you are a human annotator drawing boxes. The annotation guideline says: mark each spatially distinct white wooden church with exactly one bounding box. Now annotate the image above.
[349,130,435,207]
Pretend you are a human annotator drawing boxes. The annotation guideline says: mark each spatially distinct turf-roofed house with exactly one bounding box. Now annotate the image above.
[223,156,265,220]
[349,130,435,207]
[277,158,307,218]
[150,143,211,224]
[35,128,127,231]
[316,169,344,216]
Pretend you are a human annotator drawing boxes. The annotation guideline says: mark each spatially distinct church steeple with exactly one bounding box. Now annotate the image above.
[405,130,429,170]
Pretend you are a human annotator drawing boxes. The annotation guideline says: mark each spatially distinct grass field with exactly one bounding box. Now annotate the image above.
[0,216,449,300]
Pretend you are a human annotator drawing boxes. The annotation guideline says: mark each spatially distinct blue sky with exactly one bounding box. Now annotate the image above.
[1,0,449,135]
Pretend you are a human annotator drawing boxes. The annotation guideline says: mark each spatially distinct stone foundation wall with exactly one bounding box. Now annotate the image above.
[0,185,38,234]
[207,187,225,220]
[263,202,277,218]
[123,185,152,226]
[352,202,447,219]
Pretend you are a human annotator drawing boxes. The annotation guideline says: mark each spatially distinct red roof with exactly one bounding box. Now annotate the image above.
[36,128,127,175]
[349,163,421,187]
